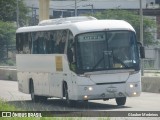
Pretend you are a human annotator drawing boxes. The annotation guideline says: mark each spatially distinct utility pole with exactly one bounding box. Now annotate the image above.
[16,0,19,28]
[140,0,144,76]
[75,0,77,16]
[140,0,143,46]
[91,4,94,15]
[32,5,34,25]
[83,4,94,15]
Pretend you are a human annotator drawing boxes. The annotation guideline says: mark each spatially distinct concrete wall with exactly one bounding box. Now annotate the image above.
[0,69,17,81]
[144,47,160,70]
[142,76,160,93]
[0,69,160,93]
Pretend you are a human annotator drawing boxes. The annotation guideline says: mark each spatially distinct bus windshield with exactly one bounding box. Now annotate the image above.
[76,31,140,73]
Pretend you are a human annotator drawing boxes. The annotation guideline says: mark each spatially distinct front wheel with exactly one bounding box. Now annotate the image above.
[115,97,126,106]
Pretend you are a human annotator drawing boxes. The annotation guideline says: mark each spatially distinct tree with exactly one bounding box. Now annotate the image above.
[0,0,29,64]
[0,0,29,26]
[0,21,16,62]
[92,9,157,46]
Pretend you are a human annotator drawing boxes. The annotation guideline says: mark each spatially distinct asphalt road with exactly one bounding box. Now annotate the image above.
[0,79,159,112]
[0,79,160,120]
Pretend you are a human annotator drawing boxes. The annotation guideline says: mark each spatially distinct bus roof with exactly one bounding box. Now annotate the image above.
[38,16,97,26]
[16,19,135,36]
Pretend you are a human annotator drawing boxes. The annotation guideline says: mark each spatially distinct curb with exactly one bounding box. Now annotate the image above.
[0,68,17,81]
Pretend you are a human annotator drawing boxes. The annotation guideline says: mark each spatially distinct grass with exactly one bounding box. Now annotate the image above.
[0,99,76,120]
[0,99,110,120]
[0,59,16,66]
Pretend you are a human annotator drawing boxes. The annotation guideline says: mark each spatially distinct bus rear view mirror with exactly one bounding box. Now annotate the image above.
[137,42,145,59]
[140,46,145,59]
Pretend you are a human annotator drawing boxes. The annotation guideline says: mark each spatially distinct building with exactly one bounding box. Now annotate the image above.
[24,0,147,18]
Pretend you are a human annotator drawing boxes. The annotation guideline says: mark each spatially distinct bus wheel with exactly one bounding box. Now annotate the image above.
[39,96,47,102]
[30,81,39,102]
[115,97,126,106]
[64,85,76,107]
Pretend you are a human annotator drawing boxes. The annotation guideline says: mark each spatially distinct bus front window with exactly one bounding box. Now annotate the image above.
[76,31,140,74]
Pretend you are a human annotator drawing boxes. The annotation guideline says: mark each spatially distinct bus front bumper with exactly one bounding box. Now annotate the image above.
[75,82,141,100]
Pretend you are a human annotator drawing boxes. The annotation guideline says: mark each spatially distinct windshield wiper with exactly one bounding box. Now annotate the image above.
[92,50,129,70]
[92,54,129,70]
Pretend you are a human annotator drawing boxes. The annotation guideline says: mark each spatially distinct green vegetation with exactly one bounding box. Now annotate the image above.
[0,0,29,26]
[91,9,157,46]
[0,0,29,65]
[0,21,16,63]
[0,59,16,66]
[1,99,105,120]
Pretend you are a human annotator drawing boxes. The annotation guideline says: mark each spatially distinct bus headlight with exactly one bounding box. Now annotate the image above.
[130,83,138,88]
[88,87,93,91]
[84,95,88,100]
[133,92,137,95]
[84,86,93,91]
[130,84,134,88]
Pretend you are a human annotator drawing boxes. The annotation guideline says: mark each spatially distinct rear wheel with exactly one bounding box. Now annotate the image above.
[115,97,126,106]
[39,96,47,102]
[30,81,39,102]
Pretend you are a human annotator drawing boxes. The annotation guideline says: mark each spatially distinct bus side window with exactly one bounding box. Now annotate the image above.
[31,32,45,54]
[16,33,23,54]
[50,33,55,53]
[38,32,46,54]
[16,34,20,53]
[32,32,38,54]
[54,31,60,53]
[60,30,67,53]
[23,33,31,54]
[54,30,67,54]
[29,33,32,53]
[45,31,55,54]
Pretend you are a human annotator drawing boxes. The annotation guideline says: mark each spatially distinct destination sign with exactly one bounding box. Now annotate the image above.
[78,32,105,42]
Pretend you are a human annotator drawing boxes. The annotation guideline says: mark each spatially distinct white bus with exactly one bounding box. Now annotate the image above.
[16,16,145,106]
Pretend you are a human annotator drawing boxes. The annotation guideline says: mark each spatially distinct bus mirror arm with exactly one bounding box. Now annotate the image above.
[137,42,145,59]
[67,48,74,63]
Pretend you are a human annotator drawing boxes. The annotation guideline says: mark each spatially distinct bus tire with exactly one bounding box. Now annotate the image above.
[64,84,76,107]
[38,96,47,102]
[30,81,39,102]
[115,97,126,106]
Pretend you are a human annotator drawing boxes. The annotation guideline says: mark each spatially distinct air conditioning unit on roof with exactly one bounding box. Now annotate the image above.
[38,16,97,26]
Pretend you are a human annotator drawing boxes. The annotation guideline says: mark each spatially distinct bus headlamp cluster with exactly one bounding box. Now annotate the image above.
[84,86,93,91]
[89,87,93,91]
[130,83,138,88]
[129,84,138,96]
[84,95,88,99]
[130,84,134,88]
[133,92,137,95]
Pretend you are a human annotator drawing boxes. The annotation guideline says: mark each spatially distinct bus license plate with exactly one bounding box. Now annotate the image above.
[107,87,117,93]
